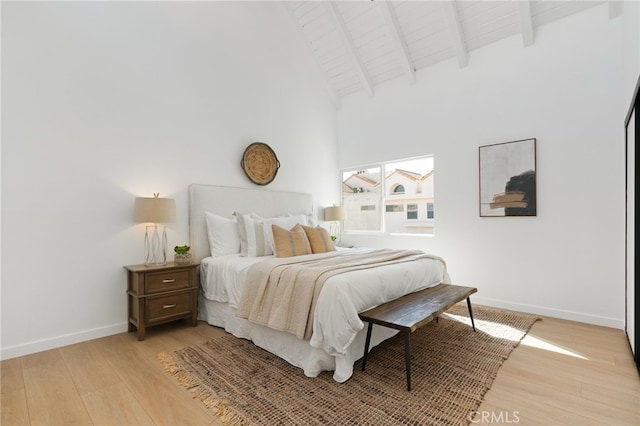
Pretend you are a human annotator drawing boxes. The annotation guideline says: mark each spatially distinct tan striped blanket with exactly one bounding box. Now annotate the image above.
[236,249,445,340]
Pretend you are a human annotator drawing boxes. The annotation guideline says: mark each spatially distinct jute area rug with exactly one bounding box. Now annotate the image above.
[158,304,539,425]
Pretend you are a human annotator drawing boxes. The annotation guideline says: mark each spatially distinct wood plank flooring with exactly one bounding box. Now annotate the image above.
[475,315,640,425]
[2,312,639,425]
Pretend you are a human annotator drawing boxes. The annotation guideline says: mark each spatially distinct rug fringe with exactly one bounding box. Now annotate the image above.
[157,352,246,425]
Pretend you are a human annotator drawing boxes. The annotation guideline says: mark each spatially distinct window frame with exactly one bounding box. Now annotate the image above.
[427,202,435,219]
[392,184,405,194]
[340,155,434,236]
[406,203,418,220]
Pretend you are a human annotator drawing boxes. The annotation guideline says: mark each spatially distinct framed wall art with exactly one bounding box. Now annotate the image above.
[479,138,537,217]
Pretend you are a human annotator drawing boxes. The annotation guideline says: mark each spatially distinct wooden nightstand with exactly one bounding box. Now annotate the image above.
[124,262,199,341]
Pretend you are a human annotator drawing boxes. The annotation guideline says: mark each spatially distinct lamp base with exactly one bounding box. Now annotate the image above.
[144,224,168,266]
[329,221,342,245]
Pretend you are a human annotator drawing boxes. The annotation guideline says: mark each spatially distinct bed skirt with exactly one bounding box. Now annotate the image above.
[197,294,398,382]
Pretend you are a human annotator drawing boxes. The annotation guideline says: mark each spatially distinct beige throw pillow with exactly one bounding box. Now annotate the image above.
[302,225,336,254]
[272,223,312,257]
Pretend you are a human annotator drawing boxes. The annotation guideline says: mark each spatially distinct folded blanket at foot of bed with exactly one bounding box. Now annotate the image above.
[236,249,447,341]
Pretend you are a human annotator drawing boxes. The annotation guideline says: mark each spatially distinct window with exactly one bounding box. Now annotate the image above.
[386,204,404,212]
[407,204,418,220]
[427,202,435,219]
[342,156,434,235]
[342,167,382,231]
[392,184,405,194]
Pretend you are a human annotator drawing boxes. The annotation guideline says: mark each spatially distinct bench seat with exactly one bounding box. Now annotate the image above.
[358,283,478,391]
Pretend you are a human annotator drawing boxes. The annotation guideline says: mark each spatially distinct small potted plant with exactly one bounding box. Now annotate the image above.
[173,245,192,265]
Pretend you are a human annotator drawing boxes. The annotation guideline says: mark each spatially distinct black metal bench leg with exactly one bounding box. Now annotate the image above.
[466,297,476,332]
[404,331,411,391]
[362,322,373,371]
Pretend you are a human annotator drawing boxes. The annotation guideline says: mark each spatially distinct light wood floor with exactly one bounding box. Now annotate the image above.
[2,312,639,425]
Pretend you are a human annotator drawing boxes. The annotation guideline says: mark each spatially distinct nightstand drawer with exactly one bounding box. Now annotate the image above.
[146,270,190,293]
[147,292,193,323]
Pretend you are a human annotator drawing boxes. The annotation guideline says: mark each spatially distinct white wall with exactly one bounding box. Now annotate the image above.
[622,1,640,99]
[0,2,337,359]
[621,0,640,354]
[337,5,625,328]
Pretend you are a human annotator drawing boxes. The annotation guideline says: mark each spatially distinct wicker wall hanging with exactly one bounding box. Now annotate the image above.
[241,142,280,185]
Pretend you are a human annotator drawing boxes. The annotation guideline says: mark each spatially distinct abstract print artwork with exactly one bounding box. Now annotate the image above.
[479,138,537,217]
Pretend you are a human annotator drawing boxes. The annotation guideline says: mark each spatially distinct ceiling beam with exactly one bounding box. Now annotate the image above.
[518,0,534,47]
[609,1,622,19]
[326,1,375,97]
[379,2,416,85]
[441,1,468,68]
[280,2,341,108]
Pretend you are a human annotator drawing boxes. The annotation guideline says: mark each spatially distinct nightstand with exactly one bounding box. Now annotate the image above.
[124,262,199,341]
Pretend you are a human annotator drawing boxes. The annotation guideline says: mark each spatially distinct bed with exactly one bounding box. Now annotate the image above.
[189,184,449,382]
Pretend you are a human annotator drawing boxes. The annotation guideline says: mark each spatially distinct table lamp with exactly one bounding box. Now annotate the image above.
[324,205,346,243]
[134,193,176,266]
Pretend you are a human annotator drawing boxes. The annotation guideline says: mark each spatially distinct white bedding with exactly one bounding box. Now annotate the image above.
[199,247,449,381]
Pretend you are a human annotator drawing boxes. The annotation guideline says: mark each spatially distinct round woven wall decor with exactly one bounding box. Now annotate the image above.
[241,142,280,185]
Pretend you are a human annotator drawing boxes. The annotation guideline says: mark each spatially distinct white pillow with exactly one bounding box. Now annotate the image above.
[262,215,304,252]
[205,212,240,257]
[288,212,318,227]
[235,212,272,257]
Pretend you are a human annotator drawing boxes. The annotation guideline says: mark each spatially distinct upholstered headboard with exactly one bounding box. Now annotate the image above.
[188,184,314,262]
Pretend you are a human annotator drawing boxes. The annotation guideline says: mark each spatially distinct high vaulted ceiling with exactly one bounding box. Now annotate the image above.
[283,1,616,106]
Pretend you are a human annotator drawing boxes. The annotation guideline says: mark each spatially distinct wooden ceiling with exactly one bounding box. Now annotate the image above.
[283,1,614,106]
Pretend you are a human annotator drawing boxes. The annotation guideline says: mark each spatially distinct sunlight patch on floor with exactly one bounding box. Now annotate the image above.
[520,334,588,360]
[443,313,524,342]
[443,312,589,360]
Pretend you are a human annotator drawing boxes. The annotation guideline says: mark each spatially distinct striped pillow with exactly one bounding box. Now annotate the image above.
[235,212,272,257]
[272,224,312,258]
[302,225,336,254]
[262,216,303,253]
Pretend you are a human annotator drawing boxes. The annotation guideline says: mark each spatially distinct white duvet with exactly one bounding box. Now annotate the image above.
[200,248,450,358]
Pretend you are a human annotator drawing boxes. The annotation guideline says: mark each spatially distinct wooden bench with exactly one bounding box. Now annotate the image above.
[359,283,478,391]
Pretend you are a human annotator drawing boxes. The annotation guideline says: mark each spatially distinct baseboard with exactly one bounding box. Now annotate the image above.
[0,299,625,360]
[0,322,129,361]
[472,296,624,330]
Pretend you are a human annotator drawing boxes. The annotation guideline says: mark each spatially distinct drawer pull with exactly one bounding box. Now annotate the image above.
[163,304,177,309]
[162,279,176,283]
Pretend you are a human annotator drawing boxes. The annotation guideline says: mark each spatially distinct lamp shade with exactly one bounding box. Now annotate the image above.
[324,205,346,221]
[134,196,176,224]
